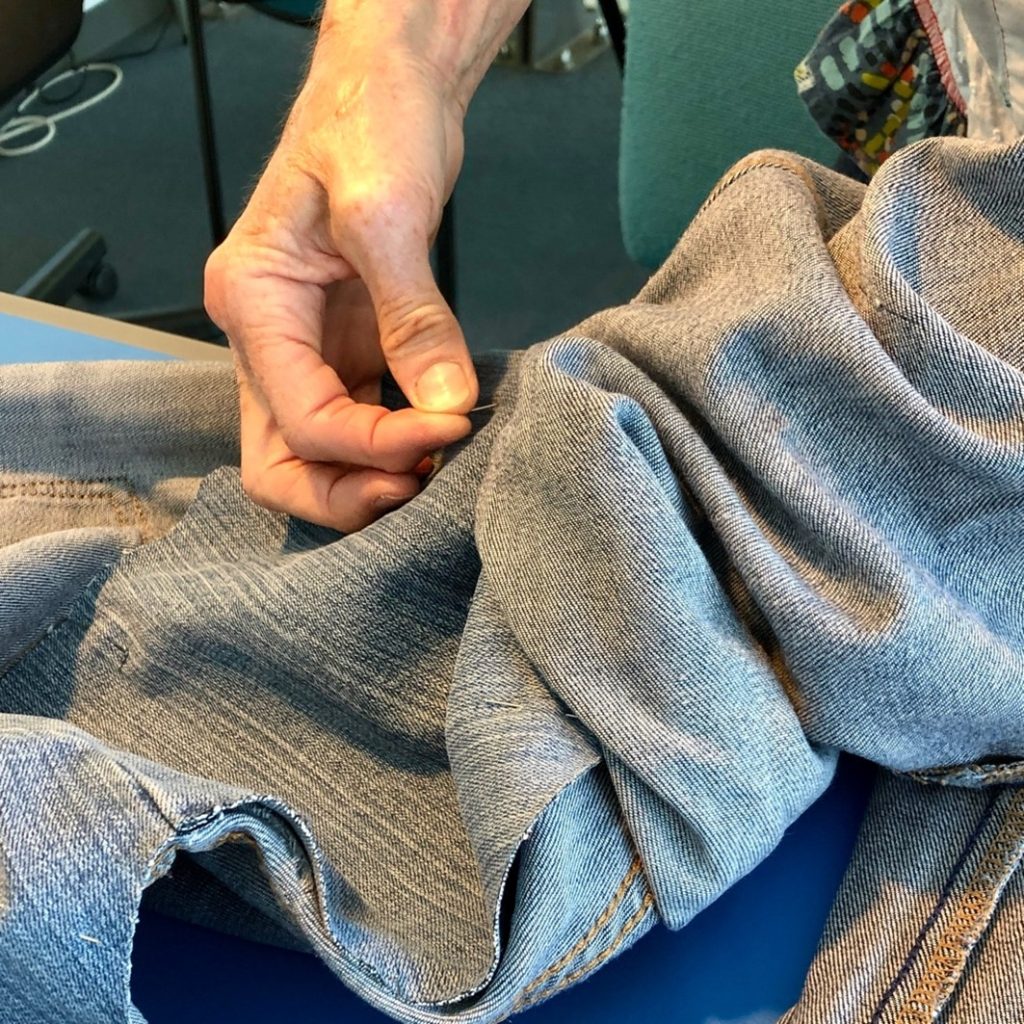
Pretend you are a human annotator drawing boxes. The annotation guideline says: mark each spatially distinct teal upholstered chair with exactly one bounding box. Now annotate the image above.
[618,0,841,268]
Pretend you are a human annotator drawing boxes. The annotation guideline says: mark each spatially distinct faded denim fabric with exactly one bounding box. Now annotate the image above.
[0,137,1023,1024]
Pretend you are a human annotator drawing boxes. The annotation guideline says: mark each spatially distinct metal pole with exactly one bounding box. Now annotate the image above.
[521,4,534,66]
[597,0,626,72]
[183,0,227,246]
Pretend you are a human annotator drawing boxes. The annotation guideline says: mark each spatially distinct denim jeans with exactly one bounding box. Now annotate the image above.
[0,137,1022,1024]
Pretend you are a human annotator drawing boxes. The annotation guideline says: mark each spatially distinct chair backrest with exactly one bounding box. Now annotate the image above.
[0,1,83,106]
[619,0,841,268]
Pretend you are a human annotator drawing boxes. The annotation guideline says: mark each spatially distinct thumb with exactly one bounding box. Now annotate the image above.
[362,243,478,415]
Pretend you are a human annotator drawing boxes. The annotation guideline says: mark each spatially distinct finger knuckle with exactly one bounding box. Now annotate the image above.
[377,300,453,356]
[203,243,246,326]
[202,249,228,322]
[330,179,419,236]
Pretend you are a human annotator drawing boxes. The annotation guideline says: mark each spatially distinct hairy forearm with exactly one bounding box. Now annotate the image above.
[315,0,531,114]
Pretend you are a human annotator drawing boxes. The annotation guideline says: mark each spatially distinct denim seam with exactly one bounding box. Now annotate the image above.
[0,474,170,682]
[0,476,149,534]
[0,476,129,499]
[515,890,655,1012]
[893,790,1024,1024]
[177,796,413,998]
[511,856,648,1011]
[695,155,827,233]
[906,761,1024,786]
[0,477,120,495]
[0,563,118,683]
[869,789,1001,1024]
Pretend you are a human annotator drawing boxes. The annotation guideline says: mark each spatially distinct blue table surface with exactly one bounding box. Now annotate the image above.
[0,309,877,1024]
[0,314,170,364]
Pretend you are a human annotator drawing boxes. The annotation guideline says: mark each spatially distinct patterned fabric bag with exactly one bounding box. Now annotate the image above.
[796,0,966,175]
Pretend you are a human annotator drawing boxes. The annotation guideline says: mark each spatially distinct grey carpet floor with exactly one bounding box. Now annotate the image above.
[0,7,649,352]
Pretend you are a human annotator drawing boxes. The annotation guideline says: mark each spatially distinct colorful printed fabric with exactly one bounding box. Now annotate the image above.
[795,0,967,176]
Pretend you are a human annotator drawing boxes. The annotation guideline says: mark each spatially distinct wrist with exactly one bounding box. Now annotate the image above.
[314,0,529,117]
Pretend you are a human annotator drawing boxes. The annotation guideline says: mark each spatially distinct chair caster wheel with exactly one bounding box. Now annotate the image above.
[78,261,118,302]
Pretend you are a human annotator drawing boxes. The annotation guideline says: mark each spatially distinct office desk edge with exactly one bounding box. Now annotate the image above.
[0,292,232,362]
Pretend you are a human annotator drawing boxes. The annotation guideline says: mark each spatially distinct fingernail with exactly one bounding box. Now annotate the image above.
[413,456,435,476]
[374,493,407,512]
[415,362,470,412]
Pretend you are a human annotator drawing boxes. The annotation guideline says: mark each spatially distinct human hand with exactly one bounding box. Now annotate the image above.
[204,23,480,532]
